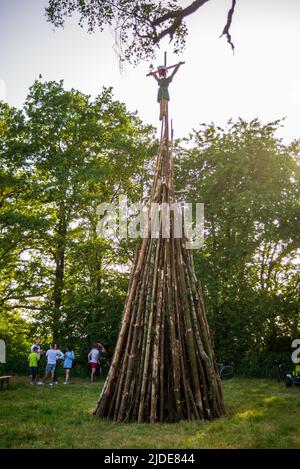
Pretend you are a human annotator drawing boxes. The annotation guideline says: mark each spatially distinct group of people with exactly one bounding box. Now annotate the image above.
[28,339,106,385]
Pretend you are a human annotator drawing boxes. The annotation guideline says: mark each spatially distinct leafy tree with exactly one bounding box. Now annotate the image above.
[175,119,300,373]
[0,311,34,374]
[0,81,156,355]
[0,101,49,316]
[45,0,236,63]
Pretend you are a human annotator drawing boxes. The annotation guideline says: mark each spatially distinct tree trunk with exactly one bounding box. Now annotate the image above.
[52,201,67,342]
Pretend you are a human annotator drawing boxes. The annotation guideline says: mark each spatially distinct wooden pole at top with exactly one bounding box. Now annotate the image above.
[163,52,169,142]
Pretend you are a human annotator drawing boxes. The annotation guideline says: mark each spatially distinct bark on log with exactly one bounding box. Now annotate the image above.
[94,112,225,423]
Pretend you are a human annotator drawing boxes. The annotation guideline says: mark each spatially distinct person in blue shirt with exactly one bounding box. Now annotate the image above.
[63,346,75,384]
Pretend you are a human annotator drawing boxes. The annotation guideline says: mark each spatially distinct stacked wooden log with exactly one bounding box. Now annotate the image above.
[94,113,225,423]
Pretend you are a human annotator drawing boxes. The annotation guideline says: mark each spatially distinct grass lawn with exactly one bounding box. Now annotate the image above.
[0,376,299,449]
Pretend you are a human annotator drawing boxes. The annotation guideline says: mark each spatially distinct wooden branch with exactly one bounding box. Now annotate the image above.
[151,0,236,51]
[2,292,48,304]
[9,304,44,310]
[146,64,177,77]
[220,0,236,52]
[146,61,185,77]
[152,0,210,27]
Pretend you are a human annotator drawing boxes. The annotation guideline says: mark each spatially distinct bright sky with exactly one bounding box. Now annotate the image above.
[1,0,300,141]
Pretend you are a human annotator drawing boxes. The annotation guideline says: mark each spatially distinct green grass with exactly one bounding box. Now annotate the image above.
[0,377,299,448]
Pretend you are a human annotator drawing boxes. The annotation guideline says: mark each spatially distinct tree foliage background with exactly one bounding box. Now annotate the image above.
[175,119,300,375]
[0,80,299,377]
[0,80,157,373]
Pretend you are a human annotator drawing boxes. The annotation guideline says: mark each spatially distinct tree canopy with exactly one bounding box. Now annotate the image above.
[175,119,300,374]
[45,0,236,64]
[0,80,156,368]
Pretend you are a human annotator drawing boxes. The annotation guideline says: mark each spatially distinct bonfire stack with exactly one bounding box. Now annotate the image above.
[94,113,225,423]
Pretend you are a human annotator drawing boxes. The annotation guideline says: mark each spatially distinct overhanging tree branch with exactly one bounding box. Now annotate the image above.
[45,0,237,63]
[152,0,210,27]
[220,0,236,52]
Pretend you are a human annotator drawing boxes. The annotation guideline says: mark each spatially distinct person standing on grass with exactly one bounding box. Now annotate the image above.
[63,346,75,384]
[94,342,106,377]
[53,343,64,384]
[28,346,39,384]
[88,343,106,382]
[37,344,57,386]
[30,338,44,379]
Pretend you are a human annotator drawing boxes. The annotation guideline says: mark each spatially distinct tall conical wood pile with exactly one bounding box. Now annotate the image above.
[94,110,225,423]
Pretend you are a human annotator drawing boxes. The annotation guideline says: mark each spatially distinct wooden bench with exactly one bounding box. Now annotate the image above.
[0,375,12,390]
